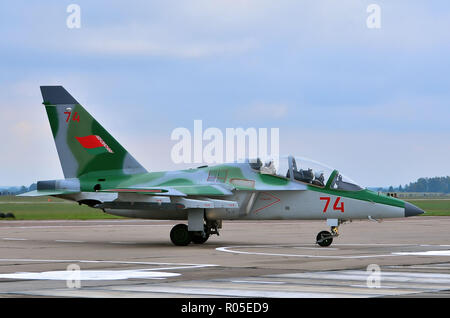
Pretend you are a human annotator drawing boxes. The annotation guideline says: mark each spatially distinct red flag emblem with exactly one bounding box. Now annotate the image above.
[76,135,114,154]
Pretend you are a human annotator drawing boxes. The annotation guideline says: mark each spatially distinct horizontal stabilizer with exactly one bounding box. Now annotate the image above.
[18,190,80,197]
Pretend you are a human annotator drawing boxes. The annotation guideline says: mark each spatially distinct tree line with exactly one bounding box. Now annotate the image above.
[387,176,450,193]
[0,184,36,196]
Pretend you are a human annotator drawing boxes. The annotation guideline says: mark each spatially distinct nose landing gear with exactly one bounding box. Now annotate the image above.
[316,230,335,247]
[316,220,345,247]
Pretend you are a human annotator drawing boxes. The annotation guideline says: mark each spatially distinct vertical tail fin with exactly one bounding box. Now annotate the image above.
[40,86,147,178]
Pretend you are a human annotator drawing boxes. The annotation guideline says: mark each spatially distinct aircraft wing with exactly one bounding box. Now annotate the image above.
[100,183,235,197]
[96,184,238,210]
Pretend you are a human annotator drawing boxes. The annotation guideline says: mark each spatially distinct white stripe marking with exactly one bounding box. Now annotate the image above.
[393,250,450,257]
[231,280,286,285]
[0,270,180,281]
[0,258,218,268]
[2,238,27,241]
[217,244,450,259]
[216,246,393,259]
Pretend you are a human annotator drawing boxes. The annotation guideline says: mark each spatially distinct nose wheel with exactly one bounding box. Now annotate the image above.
[316,225,340,247]
[316,231,333,247]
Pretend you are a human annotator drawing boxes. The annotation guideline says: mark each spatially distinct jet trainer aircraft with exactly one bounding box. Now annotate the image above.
[21,86,425,247]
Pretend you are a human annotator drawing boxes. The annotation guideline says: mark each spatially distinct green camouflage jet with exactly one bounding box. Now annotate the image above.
[21,86,425,246]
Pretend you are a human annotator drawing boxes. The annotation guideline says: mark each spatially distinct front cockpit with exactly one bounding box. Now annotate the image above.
[248,156,363,191]
[329,172,363,191]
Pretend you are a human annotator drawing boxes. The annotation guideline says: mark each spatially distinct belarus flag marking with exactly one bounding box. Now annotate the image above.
[76,135,114,155]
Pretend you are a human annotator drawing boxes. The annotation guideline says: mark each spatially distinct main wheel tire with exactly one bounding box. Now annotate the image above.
[316,231,333,247]
[191,233,210,244]
[170,224,192,246]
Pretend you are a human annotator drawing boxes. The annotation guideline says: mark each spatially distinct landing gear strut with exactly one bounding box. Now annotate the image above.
[191,220,220,244]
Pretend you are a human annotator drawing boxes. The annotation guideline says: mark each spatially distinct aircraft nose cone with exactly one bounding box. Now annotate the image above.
[404,202,425,217]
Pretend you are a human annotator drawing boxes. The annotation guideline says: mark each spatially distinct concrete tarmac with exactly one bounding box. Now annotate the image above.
[0,217,449,297]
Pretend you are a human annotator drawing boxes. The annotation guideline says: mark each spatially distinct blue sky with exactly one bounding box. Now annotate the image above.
[1,1,449,187]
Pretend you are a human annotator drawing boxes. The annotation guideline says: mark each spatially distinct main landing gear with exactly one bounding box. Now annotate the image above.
[170,220,220,246]
[316,219,345,247]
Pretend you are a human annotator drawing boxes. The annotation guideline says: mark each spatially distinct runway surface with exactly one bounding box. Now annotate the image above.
[0,217,449,298]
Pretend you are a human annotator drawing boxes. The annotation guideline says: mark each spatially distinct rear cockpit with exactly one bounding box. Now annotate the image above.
[248,155,363,191]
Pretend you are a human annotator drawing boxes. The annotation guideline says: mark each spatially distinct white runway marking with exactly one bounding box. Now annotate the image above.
[231,280,286,285]
[393,250,450,257]
[0,269,180,281]
[2,238,28,241]
[216,244,450,259]
[216,245,393,259]
[0,258,218,282]
[0,258,218,268]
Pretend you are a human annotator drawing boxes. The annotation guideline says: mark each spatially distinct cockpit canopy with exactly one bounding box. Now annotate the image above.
[248,155,363,191]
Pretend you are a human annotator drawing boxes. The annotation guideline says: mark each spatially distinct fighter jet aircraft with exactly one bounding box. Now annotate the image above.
[21,86,425,247]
